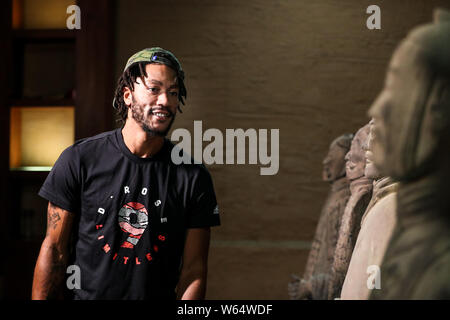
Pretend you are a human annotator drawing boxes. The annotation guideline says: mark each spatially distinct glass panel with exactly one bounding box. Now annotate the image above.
[10,106,75,169]
[12,0,77,29]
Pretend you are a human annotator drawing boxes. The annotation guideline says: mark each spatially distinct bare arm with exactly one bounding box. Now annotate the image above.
[32,202,74,299]
[177,227,211,300]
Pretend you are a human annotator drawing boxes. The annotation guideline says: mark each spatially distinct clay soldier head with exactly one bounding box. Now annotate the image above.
[344,124,370,181]
[363,119,381,180]
[369,9,450,181]
[322,134,354,182]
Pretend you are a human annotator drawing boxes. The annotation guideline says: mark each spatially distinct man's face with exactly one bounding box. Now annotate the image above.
[124,63,179,136]
[322,141,347,182]
[345,125,369,181]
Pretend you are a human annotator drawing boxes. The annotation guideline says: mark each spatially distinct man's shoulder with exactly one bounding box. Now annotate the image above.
[58,129,118,163]
[165,139,211,176]
[74,129,118,148]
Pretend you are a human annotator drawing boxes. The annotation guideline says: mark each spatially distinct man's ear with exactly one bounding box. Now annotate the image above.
[123,87,133,107]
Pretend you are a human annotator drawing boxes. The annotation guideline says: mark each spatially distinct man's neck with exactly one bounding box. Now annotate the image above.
[122,120,165,158]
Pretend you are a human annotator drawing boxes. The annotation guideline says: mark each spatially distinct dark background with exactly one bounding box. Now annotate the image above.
[1,0,449,299]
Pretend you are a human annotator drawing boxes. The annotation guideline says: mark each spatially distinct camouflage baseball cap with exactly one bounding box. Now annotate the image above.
[113,47,187,109]
[123,47,184,80]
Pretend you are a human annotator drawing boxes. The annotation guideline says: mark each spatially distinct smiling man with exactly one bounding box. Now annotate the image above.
[32,47,221,300]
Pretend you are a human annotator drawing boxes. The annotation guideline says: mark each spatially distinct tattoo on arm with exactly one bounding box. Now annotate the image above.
[47,203,62,231]
[33,202,73,299]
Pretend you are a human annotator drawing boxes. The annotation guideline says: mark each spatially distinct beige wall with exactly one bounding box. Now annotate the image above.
[115,0,450,299]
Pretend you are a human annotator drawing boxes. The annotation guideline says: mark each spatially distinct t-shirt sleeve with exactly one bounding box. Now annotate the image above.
[186,166,221,228]
[38,145,81,213]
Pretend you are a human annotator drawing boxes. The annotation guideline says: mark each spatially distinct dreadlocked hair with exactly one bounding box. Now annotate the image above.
[113,61,187,125]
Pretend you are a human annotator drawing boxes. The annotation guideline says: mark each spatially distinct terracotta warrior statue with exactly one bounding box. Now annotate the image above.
[289,133,353,300]
[340,119,399,299]
[369,9,450,299]
[328,123,373,300]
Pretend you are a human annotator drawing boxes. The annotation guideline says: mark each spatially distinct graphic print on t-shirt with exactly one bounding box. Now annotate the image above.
[95,184,169,267]
[118,202,149,248]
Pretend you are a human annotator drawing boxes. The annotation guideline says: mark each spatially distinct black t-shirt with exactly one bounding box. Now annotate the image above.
[39,128,220,300]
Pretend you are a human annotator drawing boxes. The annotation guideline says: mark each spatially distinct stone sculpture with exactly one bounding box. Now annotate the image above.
[369,9,450,299]
[288,133,353,300]
[328,123,373,300]
[340,119,398,299]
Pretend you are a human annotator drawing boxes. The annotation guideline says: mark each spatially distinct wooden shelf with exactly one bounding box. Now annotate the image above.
[9,170,50,181]
[2,0,115,300]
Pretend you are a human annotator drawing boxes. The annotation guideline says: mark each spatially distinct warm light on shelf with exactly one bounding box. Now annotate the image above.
[12,0,23,29]
[12,0,76,29]
[10,106,75,169]
[10,166,53,172]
